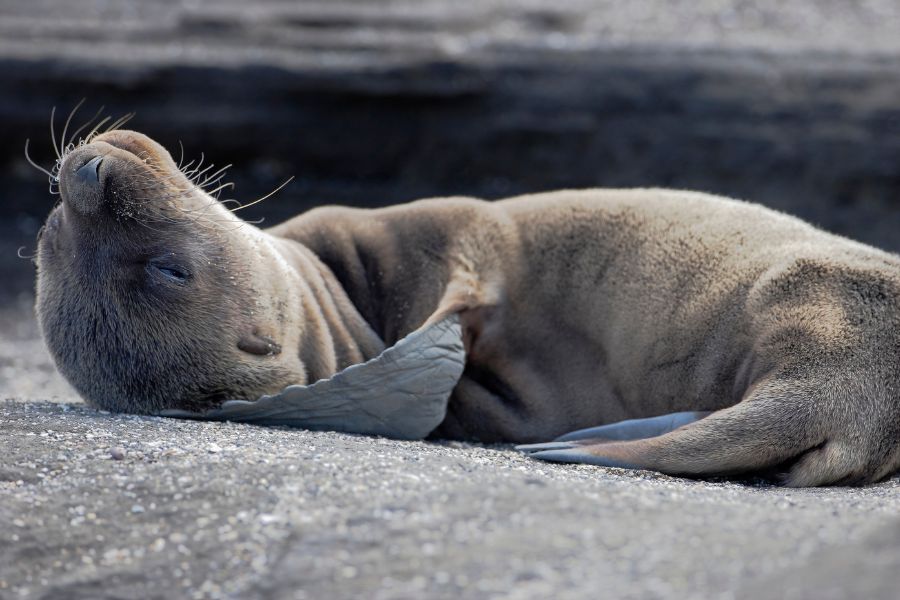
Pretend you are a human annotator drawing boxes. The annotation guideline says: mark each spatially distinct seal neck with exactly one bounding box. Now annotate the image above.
[274,238,386,381]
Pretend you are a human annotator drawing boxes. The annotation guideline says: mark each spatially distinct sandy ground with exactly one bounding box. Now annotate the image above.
[2,296,900,600]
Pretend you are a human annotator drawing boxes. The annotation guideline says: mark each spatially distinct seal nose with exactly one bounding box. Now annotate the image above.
[75,155,103,184]
[63,154,106,215]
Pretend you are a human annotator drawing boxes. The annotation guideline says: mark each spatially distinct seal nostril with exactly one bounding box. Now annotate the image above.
[75,156,103,184]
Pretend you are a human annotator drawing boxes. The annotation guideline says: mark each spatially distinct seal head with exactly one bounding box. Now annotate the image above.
[36,130,313,413]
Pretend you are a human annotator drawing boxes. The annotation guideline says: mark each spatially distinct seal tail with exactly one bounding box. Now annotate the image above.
[519,399,822,481]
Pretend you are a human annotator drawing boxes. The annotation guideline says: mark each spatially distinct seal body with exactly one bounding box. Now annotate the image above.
[273,191,900,485]
[274,192,898,420]
[36,129,900,486]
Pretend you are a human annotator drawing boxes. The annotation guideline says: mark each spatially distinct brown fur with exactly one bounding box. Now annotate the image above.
[37,131,382,414]
[37,130,900,486]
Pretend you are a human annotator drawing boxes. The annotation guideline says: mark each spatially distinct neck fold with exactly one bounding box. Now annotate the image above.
[275,239,386,382]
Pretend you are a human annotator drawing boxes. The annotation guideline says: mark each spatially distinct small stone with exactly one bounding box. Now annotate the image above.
[110,447,126,460]
[131,504,145,514]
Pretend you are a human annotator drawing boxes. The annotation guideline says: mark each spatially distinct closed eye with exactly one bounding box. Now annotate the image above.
[147,261,190,284]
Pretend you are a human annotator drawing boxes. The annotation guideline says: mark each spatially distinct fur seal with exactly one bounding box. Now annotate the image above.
[35,128,900,486]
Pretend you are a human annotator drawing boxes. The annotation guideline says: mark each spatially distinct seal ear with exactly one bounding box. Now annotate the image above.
[422,264,498,328]
[237,327,282,356]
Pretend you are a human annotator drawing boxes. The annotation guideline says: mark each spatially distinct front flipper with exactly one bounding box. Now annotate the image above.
[161,315,465,440]
[519,400,822,482]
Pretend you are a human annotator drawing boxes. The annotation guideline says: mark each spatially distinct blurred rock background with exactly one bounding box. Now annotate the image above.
[2,0,900,297]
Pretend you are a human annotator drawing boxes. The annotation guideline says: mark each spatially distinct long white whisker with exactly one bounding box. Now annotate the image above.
[68,104,106,147]
[84,116,113,143]
[204,182,234,197]
[59,98,85,158]
[48,106,61,160]
[24,139,57,180]
[182,152,205,179]
[103,112,135,134]
[195,164,231,188]
[230,176,295,212]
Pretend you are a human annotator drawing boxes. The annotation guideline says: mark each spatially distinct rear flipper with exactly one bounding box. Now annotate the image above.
[518,399,833,484]
[517,411,711,453]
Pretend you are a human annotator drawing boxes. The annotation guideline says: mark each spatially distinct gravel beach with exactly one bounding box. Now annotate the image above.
[4,398,900,600]
[2,297,900,599]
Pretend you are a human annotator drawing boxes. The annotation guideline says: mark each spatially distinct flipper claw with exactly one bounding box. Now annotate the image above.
[528,448,641,470]
[519,410,714,472]
[521,399,828,484]
[554,410,711,442]
[515,441,579,453]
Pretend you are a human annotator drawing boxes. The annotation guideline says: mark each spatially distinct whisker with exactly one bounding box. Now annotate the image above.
[177,158,197,175]
[194,164,232,188]
[203,182,234,197]
[138,201,240,232]
[17,246,37,261]
[24,139,57,180]
[83,115,113,143]
[103,112,135,134]
[68,104,106,147]
[230,176,295,212]
[129,214,175,234]
[59,98,85,158]
[182,152,205,180]
[186,162,217,185]
[48,106,61,160]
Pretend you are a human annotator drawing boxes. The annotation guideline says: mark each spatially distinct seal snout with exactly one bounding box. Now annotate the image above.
[61,152,108,215]
[75,155,103,185]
